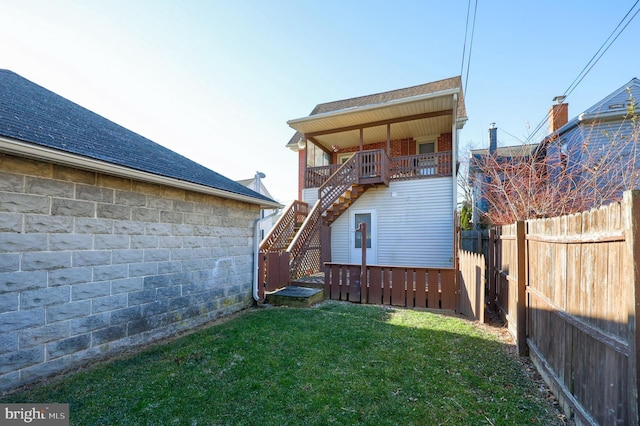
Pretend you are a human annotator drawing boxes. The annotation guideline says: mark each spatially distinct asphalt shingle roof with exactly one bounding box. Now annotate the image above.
[0,70,274,204]
[287,76,466,146]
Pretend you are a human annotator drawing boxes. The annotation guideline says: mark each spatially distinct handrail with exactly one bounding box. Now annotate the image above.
[260,200,308,252]
[318,152,361,213]
[288,199,322,280]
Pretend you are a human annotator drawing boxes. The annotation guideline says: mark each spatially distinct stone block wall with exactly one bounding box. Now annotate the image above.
[0,153,260,391]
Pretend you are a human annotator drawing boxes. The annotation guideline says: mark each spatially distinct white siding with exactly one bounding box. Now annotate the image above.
[330,178,454,267]
[302,188,319,206]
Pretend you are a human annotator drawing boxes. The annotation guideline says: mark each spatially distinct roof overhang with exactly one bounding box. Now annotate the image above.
[0,136,282,209]
[287,88,465,151]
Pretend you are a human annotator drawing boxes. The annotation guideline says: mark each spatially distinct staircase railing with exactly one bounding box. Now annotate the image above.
[319,153,360,213]
[288,200,323,280]
[260,200,309,252]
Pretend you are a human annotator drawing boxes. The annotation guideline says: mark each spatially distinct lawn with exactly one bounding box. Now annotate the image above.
[2,302,560,425]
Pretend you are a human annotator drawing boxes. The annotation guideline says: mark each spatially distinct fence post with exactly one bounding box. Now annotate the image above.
[516,220,528,356]
[488,229,496,312]
[360,223,368,303]
[624,190,640,423]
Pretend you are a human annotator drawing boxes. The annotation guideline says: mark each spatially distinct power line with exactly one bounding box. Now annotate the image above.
[525,0,640,142]
[464,0,478,96]
[460,0,472,77]
[460,0,478,96]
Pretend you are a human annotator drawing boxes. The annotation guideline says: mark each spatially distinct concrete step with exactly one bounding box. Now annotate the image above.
[266,286,324,308]
[289,272,325,289]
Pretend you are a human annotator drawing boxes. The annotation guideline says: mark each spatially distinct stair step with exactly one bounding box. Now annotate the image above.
[266,286,324,308]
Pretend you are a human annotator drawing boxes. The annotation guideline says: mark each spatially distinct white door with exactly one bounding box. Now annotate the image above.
[350,210,377,264]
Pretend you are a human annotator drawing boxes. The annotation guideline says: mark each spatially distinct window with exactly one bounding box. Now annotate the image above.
[338,153,354,164]
[354,213,372,249]
[418,141,436,154]
[306,141,330,167]
[416,140,437,175]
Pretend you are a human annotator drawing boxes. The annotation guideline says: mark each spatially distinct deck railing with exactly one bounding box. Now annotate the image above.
[304,151,452,189]
[389,152,452,180]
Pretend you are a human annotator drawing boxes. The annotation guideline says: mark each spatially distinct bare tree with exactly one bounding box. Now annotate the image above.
[472,94,639,225]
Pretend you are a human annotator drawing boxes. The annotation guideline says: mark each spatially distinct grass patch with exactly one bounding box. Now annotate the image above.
[3,302,557,425]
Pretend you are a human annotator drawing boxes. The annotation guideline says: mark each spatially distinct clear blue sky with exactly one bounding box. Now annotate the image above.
[2,1,639,203]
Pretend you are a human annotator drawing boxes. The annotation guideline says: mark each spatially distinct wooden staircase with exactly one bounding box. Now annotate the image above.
[322,184,367,224]
[258,150,390,302]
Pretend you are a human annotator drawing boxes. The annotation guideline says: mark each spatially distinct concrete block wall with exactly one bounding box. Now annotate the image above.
[0,153,259,392]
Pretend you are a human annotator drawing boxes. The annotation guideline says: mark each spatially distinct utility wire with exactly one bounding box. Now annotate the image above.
[460,0,478,96]
[464,0,478,96]
[460,0,472,77]
[525,0,640,142]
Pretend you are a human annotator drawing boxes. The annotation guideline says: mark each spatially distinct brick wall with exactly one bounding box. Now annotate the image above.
[437,133,452,152]
[0,153,259,391]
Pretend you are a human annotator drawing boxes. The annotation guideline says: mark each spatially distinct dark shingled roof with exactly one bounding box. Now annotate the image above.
[0,70,274,204]
[287,76,466,146]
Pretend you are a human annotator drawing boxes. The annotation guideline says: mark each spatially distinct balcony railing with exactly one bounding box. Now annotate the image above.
[304,151,452,188]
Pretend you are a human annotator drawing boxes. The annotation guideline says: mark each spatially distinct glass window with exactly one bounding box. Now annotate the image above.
[418,141,436,154]
[354,213,372,249]
[306,141,330,167]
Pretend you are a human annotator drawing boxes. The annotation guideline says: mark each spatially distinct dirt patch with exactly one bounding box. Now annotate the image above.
[475,309,574,425]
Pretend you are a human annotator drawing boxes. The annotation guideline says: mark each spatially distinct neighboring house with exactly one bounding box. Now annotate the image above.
[269,76,467,272]
[469,124,541,228]
[237,172,280,240]
[0,70,280,391]
[544,78,640,188]
[469,77,640,227]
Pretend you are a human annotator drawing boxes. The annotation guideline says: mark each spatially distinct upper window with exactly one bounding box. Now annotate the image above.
[417,141,436,154]
[306,141,330,167]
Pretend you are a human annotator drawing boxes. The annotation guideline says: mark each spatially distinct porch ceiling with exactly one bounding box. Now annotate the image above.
[287,89,459,149]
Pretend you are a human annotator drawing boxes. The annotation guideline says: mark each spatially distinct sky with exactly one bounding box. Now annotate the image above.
[1,1,639,204]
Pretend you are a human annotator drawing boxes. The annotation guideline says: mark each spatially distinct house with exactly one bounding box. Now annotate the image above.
[469,124,541,227]
[543,78,640,198]
[469,77,640,227]
[0,70,281,392]
[236,172,280,240]
[263,76,466,281]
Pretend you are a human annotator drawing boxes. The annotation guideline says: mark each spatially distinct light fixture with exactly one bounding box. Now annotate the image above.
[297,137,306,149]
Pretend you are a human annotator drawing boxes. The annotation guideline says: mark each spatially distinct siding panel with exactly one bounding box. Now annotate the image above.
[330,178,454,267]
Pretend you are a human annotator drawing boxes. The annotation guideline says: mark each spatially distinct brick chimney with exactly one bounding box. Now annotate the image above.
[488,123,497,155]
[548,96,568,133]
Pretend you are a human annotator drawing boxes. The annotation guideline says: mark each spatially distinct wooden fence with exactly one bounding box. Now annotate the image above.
[458,250,486,322]
[324,263,458,311]
[490,190,640,425]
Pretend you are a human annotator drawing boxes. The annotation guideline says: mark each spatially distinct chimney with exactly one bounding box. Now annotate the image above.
[549,96,568,133]
[488,123,497,155]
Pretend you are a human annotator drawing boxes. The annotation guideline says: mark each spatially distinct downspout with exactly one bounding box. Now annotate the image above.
[253,209,281,302]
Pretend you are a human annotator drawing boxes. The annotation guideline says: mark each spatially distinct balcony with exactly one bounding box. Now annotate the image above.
[304,150,453,189]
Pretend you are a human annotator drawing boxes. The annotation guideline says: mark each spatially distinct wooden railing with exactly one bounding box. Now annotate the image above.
[389,152,452,180]
[305,151,451,189]
[319,154,360,213]
[288,200,323,280]
[260,200,308,252]
[305,164,341,188]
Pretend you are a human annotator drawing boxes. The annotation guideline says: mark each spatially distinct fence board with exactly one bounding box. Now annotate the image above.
[427,270,439,309]
[490,192,639,425]
[392,268,406,306]
[415,270,427,308]
[368,266,383,305]
[440,270,457,311]
[458,250,485,321]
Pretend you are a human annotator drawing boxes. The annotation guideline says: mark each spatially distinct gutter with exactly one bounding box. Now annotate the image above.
[253,209,281,302]
[0,136,282,209]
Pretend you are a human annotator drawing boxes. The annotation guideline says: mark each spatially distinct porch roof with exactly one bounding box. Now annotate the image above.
[286,76,467,151]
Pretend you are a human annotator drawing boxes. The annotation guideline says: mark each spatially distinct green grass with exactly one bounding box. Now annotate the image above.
[2,302,557,425]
